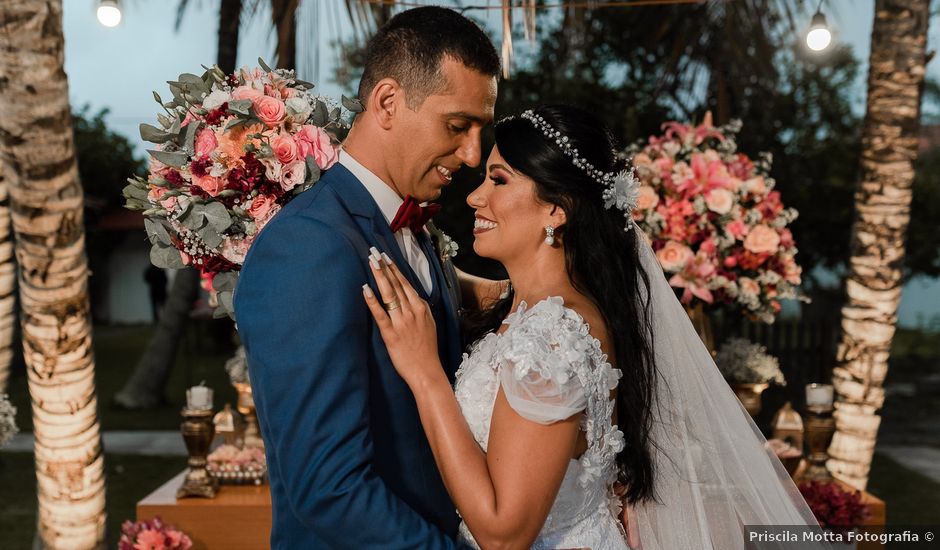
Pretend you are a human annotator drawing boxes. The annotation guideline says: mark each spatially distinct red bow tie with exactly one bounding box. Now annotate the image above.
[390,196,441,233]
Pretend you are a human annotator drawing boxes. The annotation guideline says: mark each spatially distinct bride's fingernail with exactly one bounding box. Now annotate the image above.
[381,252,393,265]
[362,284,374,297]
[369,247,382,262]
[369,258,380,270]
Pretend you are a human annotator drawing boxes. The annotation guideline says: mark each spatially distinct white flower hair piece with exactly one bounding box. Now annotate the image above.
[519,110,640,232]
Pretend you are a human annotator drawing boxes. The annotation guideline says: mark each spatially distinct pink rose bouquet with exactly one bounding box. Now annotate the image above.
[119,516,192,550]
[630,113,805,322]
[123,60,354,317]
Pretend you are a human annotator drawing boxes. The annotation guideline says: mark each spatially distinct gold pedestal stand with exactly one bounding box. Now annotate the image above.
[177,408,220,499]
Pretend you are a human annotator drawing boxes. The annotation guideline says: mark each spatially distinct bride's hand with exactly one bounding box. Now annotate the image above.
[362,250,441,387]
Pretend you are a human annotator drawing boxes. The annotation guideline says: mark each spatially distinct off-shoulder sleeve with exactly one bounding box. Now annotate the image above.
[495,297,596,424]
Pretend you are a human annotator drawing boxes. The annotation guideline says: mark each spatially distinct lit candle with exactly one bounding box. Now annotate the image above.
[805,383,834,407]
[187,384,213,410]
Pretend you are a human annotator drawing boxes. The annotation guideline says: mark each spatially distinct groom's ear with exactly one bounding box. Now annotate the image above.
[369,78,403,130]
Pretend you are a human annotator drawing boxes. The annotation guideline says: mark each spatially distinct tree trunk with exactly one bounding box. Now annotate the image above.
[0,1,106,547]
[271,0,299,70]
[0,160,17,394]
[113,269,199,409]
[828,0,931,491]
[217,0,242,75]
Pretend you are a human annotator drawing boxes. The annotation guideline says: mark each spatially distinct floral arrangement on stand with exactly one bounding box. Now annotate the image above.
[123,59,352,318]
[0,394,17,449]
[715,337,786,385]
[119,516,192,550]
[629,113,805,323]
[207,444,267,485]
[798,480,869,538]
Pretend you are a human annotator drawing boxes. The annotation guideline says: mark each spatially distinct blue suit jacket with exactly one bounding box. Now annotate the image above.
[234,164,465,549]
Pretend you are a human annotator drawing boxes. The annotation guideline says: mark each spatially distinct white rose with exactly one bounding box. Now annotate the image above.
[286,96,313,123]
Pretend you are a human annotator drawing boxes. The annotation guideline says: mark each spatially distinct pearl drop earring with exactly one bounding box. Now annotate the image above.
[544,225,555,246]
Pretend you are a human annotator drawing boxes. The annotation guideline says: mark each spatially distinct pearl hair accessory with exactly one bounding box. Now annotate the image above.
[519,110,641,232]
[544,225,555,246]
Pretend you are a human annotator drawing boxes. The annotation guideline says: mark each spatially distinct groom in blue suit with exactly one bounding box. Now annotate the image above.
[234,7,499,549]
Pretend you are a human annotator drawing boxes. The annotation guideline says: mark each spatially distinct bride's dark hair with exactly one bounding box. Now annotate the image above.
[464,104,657,504]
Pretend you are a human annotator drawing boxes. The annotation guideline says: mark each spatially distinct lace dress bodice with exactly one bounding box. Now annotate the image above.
[454,297,630,550]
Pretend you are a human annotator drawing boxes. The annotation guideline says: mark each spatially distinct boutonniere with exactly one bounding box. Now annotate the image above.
[426,221,459,265]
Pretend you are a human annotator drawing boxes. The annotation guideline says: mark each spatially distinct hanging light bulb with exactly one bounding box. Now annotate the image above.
[97,0,122,28]
[805,10,831,52]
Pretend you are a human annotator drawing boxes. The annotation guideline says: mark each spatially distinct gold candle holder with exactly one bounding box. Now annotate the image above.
[178,408,220,499]
[234,382,264,449]
[803,404,835,481]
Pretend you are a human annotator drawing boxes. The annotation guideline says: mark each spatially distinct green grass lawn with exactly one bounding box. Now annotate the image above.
[6,322,239,432]
[0,452,187,549]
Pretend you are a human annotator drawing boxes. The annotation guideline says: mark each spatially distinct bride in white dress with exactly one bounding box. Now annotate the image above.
[363,105,825,550]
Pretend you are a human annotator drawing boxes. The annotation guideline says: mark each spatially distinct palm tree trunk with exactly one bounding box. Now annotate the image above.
[0,1,106,547]
[271,0,299,70]
[218,0,242,75]
[113,269,199,409]
[828,0,931,491]
[0,160,17,394]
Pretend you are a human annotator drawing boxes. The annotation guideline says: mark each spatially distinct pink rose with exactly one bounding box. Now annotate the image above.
[744,224,781,254]
[295,125,338,169]
[193,174,223,197]
[705,188,733,215]
[635,185,660,211]
[656,241,694,272]
[280,160,306,191]
[247,195,276,222]
[161,196,178,211]
[271,133,298,164]
[281,87,297,99]
[726,219,748,240]
[231,85,264,103]
[739,276,760,296]
[255,96,287,127]
[724,256,738,268]
[194,127,218,158]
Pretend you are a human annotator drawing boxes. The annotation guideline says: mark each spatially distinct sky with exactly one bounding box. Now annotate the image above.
[62,0,939,328]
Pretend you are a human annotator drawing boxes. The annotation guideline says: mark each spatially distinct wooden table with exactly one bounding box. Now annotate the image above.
[137,471,271,549]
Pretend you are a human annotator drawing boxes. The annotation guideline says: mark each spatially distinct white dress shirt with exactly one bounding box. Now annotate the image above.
[339,149,433,294]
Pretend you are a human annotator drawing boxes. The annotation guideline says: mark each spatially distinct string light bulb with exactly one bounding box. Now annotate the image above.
[805,7,831,52]
[97,0,122,28]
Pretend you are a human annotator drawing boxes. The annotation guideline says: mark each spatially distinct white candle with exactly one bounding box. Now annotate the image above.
[187,385,213,410]
[805,383,834,407]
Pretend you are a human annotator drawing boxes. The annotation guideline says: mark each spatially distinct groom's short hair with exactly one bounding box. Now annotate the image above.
[358,7,500,109]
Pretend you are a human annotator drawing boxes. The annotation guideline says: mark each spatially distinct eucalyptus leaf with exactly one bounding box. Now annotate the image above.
[295,79,315,89]
[168,115,182,136]
[310,101,328,126]
[258,58,272,72]
[150,243,186,269]
[204,202,233,232]
[145,218,173,246]
[218,289,235,319]
[197,224,223,249]
[213,272,238,292]
[182,120,201,154]
[124,198,149,211]
[228,99,253,116]
[224,117,250,131]
[329,107,340,122]
[157,113,172,129]
[139,124,173,144]
[148,149,189,168]
[305,156,321,184]
[342,95,364,113]
[123,183,150,202]
[181,209,207,231]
